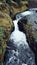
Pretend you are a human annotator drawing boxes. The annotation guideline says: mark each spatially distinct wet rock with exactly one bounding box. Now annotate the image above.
[4,41,36,65]
[18,44,35,65]
[4,49,22,65]
[18,14,37,65]
[18,15,37,52]
[18,17,28,33]
[6,40,17,51]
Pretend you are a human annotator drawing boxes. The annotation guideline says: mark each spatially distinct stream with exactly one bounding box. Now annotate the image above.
[4,11,36,65]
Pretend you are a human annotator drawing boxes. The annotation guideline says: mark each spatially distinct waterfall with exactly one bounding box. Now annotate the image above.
[5,11,36,65]
[10,11,34,46]
[13,20,19,31]
[10,19,28,46]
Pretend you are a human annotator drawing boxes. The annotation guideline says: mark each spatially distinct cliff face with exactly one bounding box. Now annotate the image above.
[18,12,37,53]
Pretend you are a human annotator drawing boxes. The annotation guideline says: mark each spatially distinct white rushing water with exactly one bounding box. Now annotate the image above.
[10,19,28,46]
[6,11,35,65]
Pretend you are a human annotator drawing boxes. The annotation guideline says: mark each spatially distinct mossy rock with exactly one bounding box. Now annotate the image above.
[0,11,14,36]
[0,11,14,50]
[0,11,14,64]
